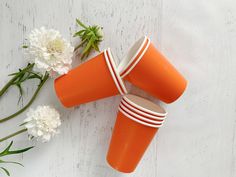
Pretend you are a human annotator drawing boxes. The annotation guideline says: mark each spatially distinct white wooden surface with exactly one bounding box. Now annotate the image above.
[1,0,236,176]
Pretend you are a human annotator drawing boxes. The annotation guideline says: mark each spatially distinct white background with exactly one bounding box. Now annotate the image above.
[0,0,236,177]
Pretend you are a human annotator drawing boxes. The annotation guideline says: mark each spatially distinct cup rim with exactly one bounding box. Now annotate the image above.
[120,102,165,124]
[118,36,151,78]
[119,106,163,128]
[121,99,166,120]
[122,95,167,117]
[104,49,128,95]
[118,36,147,75]
[107,48,128,94]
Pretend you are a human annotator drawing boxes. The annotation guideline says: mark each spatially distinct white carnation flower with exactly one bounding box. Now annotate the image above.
[28,27,74,76]
[24,105,61,143]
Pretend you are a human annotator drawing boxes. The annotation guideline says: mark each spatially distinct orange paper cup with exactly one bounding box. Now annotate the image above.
[107,94,166,173]
[54,49,127,107]
[118,36,187,103]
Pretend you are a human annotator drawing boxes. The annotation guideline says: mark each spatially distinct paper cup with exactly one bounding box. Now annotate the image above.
[122,94,167,119]
[107,111,160,173]
[54,49,127,107]
[118,36,187,103]
[106,94,166,173]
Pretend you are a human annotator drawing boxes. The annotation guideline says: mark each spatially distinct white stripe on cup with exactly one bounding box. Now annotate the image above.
[107,48,128,94]
[104,49,124,95]
[120,102,165,124]
[118,36,148,74]
[121,38,151,78]
[120,99,166,120]
[122,95,167,117]
[118,106,163,128]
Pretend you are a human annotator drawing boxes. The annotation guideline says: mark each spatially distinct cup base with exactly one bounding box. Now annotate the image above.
[106,156,135,173]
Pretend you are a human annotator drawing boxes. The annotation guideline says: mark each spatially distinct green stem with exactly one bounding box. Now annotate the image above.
[0,76,18,98]
[0,64,34,98]
[0,73,49,124]
[0,129,27,143]
[74,39,87,52]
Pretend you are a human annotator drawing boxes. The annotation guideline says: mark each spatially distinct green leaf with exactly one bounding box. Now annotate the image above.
[74,19,104,60]
[8,72,19,76]
[7,64,43,97]
[19,122,27,126]
[5,146,34,156]
[22,45,28,49]
[28,74,41,80]
[92,43,100,52]
[73,30,86,37]
[16,84,23,96]
[85,47,92,58]
[0,141,34,157]
[27,72,42,80]
[0,141,34,176]
[82,37,94,54]
[76,19,88,29]
[0,159,23,167]
[0,167,10,176]
[74,39,87,52]
[0,141,13,156]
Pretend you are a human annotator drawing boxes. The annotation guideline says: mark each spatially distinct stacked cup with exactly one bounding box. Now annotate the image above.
[107,94,167,173]
[54,36,187,173]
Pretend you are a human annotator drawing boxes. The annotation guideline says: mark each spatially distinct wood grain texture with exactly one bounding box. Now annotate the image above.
[0,0,236,176]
